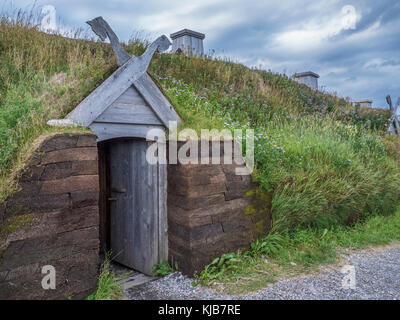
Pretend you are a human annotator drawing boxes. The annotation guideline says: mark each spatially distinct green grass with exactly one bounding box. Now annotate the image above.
[86,256,124,300]
[0,9,120,201]
[0,8,399,290]
[151,261,176,277]
[0,213,35,237]
[196,207,400,294]
[159,79,400,231]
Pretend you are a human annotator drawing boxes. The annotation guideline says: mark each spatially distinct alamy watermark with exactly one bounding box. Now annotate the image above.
[145,121,254,175]
[341,5,357,30]
[41,265,56,290]
[40,5,57,32]
[341,264,356,290]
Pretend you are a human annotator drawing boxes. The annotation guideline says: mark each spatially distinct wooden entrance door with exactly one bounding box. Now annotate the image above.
[108,139,167,275]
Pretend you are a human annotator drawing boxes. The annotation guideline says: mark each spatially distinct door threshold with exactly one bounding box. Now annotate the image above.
[119,272,158,291]
[100,254,159,298]
[108,260,158,290]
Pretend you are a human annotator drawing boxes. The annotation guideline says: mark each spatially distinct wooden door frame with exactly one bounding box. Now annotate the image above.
[98,140,110,253]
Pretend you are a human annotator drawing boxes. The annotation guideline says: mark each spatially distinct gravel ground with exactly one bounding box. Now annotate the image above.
[126,245,400,300]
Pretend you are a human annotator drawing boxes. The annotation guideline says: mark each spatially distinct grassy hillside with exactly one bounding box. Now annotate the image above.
[0,13,399,233]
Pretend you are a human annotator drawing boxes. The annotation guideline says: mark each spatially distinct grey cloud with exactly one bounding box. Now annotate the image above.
[9,0,400,108]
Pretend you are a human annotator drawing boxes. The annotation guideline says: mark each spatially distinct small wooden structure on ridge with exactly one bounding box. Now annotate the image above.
[170,29,205,56]
[293,71,320,90]
[354,99,373,108]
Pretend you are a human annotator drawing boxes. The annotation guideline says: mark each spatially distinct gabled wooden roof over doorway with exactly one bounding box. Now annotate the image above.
[61,17,181,141]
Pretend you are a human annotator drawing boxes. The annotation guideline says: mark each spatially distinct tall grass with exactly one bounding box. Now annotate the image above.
[148,51,391,130]
[0,9,399,234]
[0,11,117,200]
[158,79,400,231]
[254,116,399,230]
[86,255,123,300]
[197,207,400,292]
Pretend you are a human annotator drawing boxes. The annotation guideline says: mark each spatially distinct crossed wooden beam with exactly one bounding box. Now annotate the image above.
[87,16,171,67]
[62,17,180,130]
[386,95,400,136]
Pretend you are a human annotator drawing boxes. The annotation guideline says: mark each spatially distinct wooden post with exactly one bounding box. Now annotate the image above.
[355,102,361,114]
[386,95,400,136]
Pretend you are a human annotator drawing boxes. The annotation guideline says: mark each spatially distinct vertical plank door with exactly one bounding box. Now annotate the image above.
[108,139,167,275]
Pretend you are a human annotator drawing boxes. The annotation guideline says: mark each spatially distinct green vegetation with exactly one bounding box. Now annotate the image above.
[0,213,35,237]
[0,8,399,293]
[151,261,176,277]
[86,255,124,300]
[196,208,400,293]
[157,78,399,231]
[1,11,398,229]
[0,10,117,201]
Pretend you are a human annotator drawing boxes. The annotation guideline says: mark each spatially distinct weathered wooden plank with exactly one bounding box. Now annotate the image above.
[110,141,127,264]
[158,150,168,263]
[108,140,161,275]
[126,140,137,269]
[131,142,143,270]
[90,122,165,141]
[67,36,172,127]
[133,73,182,129]
[67,58,139,127]
[120,273,156,292]
[131,141,155,274]
[115,86,146,105]
[95,102,163,125]
[147,141,159,272]
[87,17,131,66]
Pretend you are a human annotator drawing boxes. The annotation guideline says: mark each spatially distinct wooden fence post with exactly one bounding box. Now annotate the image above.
[386,95,400,136]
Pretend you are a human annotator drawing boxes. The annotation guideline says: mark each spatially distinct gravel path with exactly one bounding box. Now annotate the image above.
[126,245,400,300]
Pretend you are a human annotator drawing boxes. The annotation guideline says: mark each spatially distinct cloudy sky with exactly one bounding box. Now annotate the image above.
[5,0,400,108]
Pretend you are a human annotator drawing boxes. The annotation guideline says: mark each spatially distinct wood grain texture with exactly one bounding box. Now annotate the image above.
[67,57,141,127]
[66,41,178,128]
[95,87,163,125]
[133,74,181,129]
[108,140,165,275]
[158,156,168,262]
[114,86,147,105]
[86,17,131,66]
[95,102,163,125]
[89,122,165,141]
